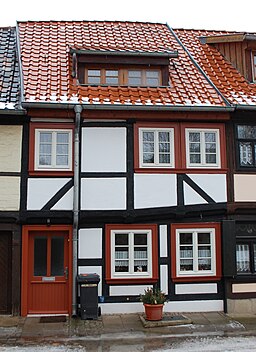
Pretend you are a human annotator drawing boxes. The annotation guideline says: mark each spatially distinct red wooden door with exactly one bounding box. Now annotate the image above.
[27,230,70,314]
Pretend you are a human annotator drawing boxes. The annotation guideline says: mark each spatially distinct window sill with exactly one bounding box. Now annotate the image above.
[134,167,228,174]
[172,275,221,283]
[106,277,158,285]
[29,170,74,177]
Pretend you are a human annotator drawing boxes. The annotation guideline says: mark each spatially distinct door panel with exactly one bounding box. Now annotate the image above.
[28,230,70,314]
[0,232,11,314]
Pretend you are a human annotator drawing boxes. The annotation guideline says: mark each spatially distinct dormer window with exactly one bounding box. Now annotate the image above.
[74,50,179,88]
[81,67,162,87]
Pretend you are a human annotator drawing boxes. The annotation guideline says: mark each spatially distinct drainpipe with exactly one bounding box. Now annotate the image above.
[72,104,82,316]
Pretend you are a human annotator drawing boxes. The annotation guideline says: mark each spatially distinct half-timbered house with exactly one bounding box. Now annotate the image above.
[16,20,238,316]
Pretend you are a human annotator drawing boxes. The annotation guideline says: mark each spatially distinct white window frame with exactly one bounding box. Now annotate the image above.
[185,128,221,168]
[110,229,152,279]
[34,129,72,171]
[176,228,216,277]
[139,128,175,168]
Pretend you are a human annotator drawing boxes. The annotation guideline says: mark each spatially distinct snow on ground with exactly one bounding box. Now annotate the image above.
[1,336,256,351]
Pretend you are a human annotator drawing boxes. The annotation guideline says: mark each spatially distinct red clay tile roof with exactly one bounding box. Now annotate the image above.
[0,27,20,109]
[174,29,256,106]
[18,21,226,107]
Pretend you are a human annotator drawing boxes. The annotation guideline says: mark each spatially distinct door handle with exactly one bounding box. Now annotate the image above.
[64,267,68,279]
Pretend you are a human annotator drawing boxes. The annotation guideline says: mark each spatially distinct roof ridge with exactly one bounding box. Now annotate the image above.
[17,19,167,26]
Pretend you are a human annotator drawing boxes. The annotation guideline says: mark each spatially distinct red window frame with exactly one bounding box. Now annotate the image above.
[105,224,159,284]
[170,222,222,282]
[29,123,74,176]
[134,122,227,174]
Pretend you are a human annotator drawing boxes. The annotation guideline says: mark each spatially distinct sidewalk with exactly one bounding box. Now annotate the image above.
[1,312,256,346]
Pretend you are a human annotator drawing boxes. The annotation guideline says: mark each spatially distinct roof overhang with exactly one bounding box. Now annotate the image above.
[70,49,179,58]
[200,33,256,44]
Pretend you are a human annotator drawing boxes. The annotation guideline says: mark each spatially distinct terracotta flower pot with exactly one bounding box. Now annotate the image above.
[144,303,164,321]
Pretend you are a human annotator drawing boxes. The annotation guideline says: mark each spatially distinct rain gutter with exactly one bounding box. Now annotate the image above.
[72,104,82,316]
[21,101,234,112]
[166,24,232,108]
[70,49,179,58]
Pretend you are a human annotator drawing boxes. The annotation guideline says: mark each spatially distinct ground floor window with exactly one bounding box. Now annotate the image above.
[236,242,256,274]
[105,224,158,284]
[171,223,222,281]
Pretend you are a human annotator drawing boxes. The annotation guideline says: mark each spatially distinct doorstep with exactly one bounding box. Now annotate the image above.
[139,313,192,328]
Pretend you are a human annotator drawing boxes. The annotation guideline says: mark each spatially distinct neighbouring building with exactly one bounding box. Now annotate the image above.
[0,27,25,315]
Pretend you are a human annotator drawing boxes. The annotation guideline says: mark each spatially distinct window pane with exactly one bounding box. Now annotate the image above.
[128,71,141,85]
[239,142,253,166]
[180,246,193,258]
[254,244,256,270]
[88,69,101,84]
[115,234,128,245]
[236,244,250,273]
[205,132,216,143]
[146,71,159,86]
[189,132,200,142]
[198,246,211,257]
[206,154,217,164]
[198,233,210,244]
[143,153,154,163]
[56,155,69,166]
[159,154,170,163]
[143,143,154,153]
[134,233,147,245]
[34,237,47,276]
[180,233,192,244]
[115,260,129,272]
[57,133,69,143]
[39,132,52,166]
[198,258,211,270]
[237,125,256,139]
[143,131,155,164]
[51,237,64,276]
[106,70,118,85]
[190,154,201,164]
[180,259,193,271]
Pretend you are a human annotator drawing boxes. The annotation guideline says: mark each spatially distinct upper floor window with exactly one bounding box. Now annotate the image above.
[81,67,162,87]
[186,129,220,168]
[139,128,174,168]
[34,129,73,172]
[236,125,256,168]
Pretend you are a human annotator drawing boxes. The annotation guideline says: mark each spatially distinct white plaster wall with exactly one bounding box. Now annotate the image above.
[134,174,177,209]
[160,265,168,295]
[82,127,126,172]
[78,228,102,259]
[234,175,256,202]
[187,174,227,203]
[159,225,168,257]
[81,178,126,210]
[0,177,20,210]
[27,178,72,210]
[184,182,207,205]
[175,283,218,295]
[109,285,152,296]
[78,266,102,296]
[51,187,73,210]
[0,125,22,172]
[100,300,223,314]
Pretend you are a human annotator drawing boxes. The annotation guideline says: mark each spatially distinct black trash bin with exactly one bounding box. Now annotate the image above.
[77,273,100,320]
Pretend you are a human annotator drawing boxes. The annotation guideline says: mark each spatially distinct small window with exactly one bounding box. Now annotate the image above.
[139,128,174,168]
[236,242,256,274]
[236,125,256,168]
[176,229,216,277]
[35,129,72,171]
[186,129,220,168]
[81,68,161,87]
[105,224,158,283]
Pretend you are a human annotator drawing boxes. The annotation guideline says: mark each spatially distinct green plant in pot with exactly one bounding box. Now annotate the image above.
[140,287,167,321]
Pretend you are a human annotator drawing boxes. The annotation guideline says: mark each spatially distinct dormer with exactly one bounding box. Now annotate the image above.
[200,33,256,83]
[71,50,178,87]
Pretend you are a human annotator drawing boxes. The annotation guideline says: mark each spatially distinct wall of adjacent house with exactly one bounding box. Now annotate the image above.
[234,174,256,202]
[0,126,22,210]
